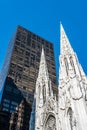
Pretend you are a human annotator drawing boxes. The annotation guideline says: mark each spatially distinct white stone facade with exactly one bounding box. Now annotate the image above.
[29,24,87,130]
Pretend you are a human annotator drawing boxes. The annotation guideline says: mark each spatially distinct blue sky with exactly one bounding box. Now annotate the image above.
[0,0,87,78]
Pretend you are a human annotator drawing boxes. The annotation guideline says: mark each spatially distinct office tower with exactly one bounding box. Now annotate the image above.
[0,25,58,129]
[0,108,10,130]
[9,99,31,130]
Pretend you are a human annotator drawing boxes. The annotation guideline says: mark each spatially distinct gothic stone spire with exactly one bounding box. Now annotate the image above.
[36,47,53,107]
[34,47,55,130]
[38,47,49,81]
[58,23,87,130]
[60,23,74,55]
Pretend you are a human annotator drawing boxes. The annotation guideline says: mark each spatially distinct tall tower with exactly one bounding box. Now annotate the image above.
[30,47,58,130]
[0,26,57,130]
[58,24,87,130]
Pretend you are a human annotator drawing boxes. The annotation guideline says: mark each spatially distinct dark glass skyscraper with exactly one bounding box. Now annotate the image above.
[0,25,58,130]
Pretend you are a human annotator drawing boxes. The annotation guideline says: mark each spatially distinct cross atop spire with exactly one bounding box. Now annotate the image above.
[38,47,49,80]
[60,23,74,55]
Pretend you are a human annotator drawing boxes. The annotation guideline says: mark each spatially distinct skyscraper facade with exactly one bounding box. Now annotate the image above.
[0,26,58,129]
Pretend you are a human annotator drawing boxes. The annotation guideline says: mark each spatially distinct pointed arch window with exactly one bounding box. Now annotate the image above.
[70,56,76,73]
[49,86,51,96]
[67,108,76,130]
[45,115,56,130]
[38,85,41,98]
[68,108,73,130]
[48,81,51,96]
[43,84,46,104]
[64,57,69,75]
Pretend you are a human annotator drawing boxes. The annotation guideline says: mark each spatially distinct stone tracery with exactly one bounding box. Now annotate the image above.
[45,115,56,130]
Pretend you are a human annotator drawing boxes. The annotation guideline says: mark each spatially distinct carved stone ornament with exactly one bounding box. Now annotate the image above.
[46,99,55,112]
[45,115,56,130]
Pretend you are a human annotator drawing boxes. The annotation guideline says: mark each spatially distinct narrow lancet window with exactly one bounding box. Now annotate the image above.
[68,108,73,130]
[64,57,69,75]
[48,81,51,96]
[43,84,46,103]
[70,56,76,73]
[38,85,41,98]
[67,108,76,130]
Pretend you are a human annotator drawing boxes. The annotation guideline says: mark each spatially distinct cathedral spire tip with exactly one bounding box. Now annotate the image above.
[41,46,44,56]
[60,23,74,55]
[38,46,49,79]
[60,21,63,30]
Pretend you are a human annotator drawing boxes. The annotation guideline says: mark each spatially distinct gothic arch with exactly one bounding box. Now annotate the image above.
[38,84,41,98]
[69,56,76,73]
[64,57,69,75]
[67,108,72,130]
[42,84,46,103]
[67,107,76,130]
[44,113,56,130]
[48,81,51,96]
